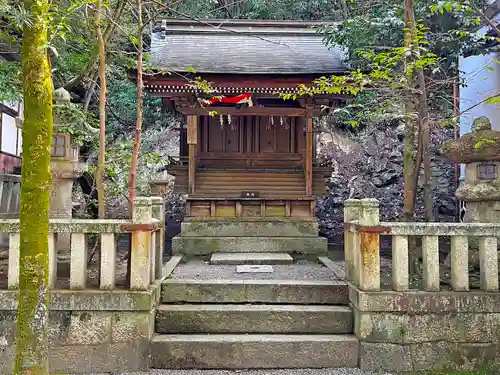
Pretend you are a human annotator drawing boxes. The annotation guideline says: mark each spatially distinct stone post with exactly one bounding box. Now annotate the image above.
[358,198,381,291]
[151,196,165,279]
[344,199,362,284]
[130,197,153,290]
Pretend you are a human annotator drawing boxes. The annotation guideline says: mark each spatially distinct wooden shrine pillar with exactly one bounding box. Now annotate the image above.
[187,115,198,194]
[305,107,313,196]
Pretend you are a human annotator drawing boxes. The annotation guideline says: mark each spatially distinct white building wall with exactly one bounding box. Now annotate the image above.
[0,100,22,157]
[16,101,23,155]
[1,112,18,155]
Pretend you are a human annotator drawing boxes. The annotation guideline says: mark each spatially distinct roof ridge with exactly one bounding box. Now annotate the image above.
[156,18,340,28]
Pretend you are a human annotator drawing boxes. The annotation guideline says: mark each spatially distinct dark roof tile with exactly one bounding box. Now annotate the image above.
[150,19,348,75]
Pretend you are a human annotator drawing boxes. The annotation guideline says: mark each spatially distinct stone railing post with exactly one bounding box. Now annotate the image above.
[479,236,499,292]
[151,196,165,279]
[357,198,381,291]
[451,235,469,291]
[344,199,361,284]
[130,197,153,290]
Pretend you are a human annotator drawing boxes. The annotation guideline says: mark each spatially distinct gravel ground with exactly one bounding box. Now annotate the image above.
[171,261,339,281]
[82,369,394,375]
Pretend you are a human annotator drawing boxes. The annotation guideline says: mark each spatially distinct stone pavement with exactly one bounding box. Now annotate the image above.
[84,369,394,375]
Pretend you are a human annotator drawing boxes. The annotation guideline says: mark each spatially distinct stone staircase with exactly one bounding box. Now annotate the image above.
[150,262,359,369]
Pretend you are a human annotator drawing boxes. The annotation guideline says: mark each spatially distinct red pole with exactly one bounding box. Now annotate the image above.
[453,81,460,221]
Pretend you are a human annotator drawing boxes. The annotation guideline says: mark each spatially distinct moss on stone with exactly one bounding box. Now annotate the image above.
[456,182,500,202]
[0,219,131,235]
[0,290,156,312]
[180,220,319,237]
[172,237,328,256]
[442,130,500,164]
[472,117,492,133]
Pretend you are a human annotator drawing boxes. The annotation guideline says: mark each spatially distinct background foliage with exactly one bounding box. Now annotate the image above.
[1,0,498,216]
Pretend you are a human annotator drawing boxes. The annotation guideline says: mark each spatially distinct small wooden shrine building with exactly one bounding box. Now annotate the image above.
[145,19,349,220]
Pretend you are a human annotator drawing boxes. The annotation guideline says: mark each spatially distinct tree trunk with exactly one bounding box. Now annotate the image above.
[63,0,126,91]
[403,0,425,274]
[14,0,53,372]
[453,81,460,220]
[95,0,107,219]
[418,72,433,221]
[82,2,125,111]
[129,0,144,207]
[403,0,419,223]
[83,69,99,112]
[217,0,241,18]
[338,0,349,20]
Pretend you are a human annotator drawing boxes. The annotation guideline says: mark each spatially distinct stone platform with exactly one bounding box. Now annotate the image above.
[210,252,293,265]
[172,219,328,256]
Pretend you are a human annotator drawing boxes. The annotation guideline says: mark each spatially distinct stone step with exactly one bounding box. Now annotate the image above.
[162,279,348,305]
[181,220,319,237]
[172,236,327,256]
[210,252,293,265]
[156,304,353,334]
[150,334,359,369]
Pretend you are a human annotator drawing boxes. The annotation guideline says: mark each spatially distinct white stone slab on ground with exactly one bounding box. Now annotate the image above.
[210,252,293,265]
[236,264,274,273]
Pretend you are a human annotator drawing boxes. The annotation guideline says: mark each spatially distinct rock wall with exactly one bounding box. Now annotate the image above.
[317,121,457,242]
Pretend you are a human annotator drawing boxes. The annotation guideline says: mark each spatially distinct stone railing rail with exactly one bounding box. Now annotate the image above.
[2,196,165,291]
[344,198,500,293]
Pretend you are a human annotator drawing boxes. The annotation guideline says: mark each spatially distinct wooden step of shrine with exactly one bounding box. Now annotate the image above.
[210,252,293,265]
[159,167,329,196]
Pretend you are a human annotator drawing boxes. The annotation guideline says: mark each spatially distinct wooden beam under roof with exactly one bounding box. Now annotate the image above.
[177,106,325,117]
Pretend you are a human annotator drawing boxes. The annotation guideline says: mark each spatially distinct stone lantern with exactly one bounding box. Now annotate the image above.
[50,88,88,218]
[17,88,89,251]
[442,116,500,264]
[50,88,88,251]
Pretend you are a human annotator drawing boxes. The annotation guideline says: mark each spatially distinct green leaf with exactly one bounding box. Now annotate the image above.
[130,35,139,46]
[484,96,500,105]
[344,120,359,127]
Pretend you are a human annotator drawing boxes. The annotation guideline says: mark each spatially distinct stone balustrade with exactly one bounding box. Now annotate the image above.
[0,196,165,291]
[344,198,500,372]
[0,196,168,373]
[344,198,500,293]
